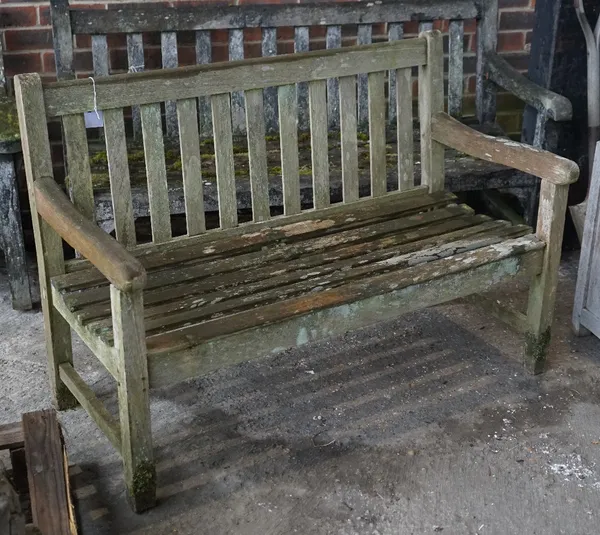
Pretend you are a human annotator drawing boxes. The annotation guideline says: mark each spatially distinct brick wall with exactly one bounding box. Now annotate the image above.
[1,0,536,136]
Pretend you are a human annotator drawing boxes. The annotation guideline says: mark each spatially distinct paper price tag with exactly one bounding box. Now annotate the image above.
[84,110,104,128]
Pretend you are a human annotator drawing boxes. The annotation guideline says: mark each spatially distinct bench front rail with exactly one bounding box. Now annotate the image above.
[15,32,577,512]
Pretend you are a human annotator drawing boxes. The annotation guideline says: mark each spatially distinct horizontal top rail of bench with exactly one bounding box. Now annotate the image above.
[43,38,426,117]
[65,0,481,34]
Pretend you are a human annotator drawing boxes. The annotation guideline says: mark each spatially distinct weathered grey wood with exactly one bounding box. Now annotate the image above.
[339,76,359,203]
[141,103,172,243]
[419,22,434,32]
[195,30,213,138]
[126,33,144,141]
[476,0,498,124]
[45,39,428,117]
[69,1,479,34]
[295,26,310,130]
[387,22,404,125]
[244,89,270,221]
[418,31,445,193]
[278,84,301,215]
[262,28,278,133]
[0,42,5,96]
[59,363,122,451]
[161,32,179,140]
[211,93,238,229]
[326,25,342,130]
[0,422,24,450]
[177,98,206,235]
[91,35,109,77]
[229,29,246,135]
[50,0,75,81]
[368,71,387,197]
[104,108,137,247]
[396,68,414,191]
[111,286,155,512]
[448,20,464,118]
[309,80,330,209]
[357,24,373,128]
[14,73,76,410]
[465,294,528,333]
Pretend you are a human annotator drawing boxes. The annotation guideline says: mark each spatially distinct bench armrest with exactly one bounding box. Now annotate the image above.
[34,176,146,292]
[485,51,572,122]
[431,112,579,186]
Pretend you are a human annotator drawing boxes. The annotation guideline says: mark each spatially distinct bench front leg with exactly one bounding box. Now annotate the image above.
[111,285,156,512]
[525,180,570,374]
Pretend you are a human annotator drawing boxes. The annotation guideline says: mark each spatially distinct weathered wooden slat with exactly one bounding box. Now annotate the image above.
[126,33,144,141]
[161,32,179,140]
[418,31,445,193]
[45,39,428,117]
[177,98,206,235]
[448,20,464,118]
[326,25,342,130]
[387,22,404,124]
[195,30,213,137]
[396,67,414,191]
[339,75,359,203]
[0,422,24,451]
[357,24,373,128]
[70,2,479,33]
[229,29,246,134]
[140,103,172,243]
[368,71,387,197]
[91,34,109,77]
[261,28,278,133]
[278,84,301,215]
[211,93,238,229]
[50,0,75,81]
[244,89,271,221]
[103,108,136,246]
[309,80,330,209]
[476,0,498,124]
[62,114,94,222]
[294,26,310,130]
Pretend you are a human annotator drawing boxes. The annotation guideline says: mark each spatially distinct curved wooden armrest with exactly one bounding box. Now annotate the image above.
[485,52,572,122]
[431,112,579,186]
[34,176,146,292]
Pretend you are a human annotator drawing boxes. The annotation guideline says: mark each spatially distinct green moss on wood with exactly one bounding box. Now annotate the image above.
[269,166,282,174]
[356,132,369,142]
[524,327,551,375]
[0,97,20,143]
[55,383,79,411]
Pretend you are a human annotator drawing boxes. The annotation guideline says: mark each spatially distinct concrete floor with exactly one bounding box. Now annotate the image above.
[2,252,600,534]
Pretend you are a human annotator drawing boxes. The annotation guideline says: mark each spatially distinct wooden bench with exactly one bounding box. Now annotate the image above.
[15,32,578,512]
[49,0,573,229]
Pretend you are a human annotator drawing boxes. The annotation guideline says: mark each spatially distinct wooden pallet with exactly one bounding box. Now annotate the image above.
[0,410,77,535]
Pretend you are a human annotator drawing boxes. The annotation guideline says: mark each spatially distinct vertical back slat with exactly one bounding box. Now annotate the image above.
[140,103,172,243]
[419,22,434,33]
[177,98,206,236]
[326,25,342,131]
[418,31,445,193]
[62,114,94,222]
[368,72,387,197]
[91,35,109,77]
[262,28,279,133]
[161,32,179,140]
[339,76,359,203]
[476,0,498,124]
[126,33,144,141]
[395,68,414,191]
[448,20,464,118]
[294,26,310,131]
[229,29,246,134]
[357,24,373,129]
[387,22,404,124]
[278,84,301,215]
[50,0,75,81]
[195,30,213,138]
[211,93,238,229]
[244,89,271,221]
[103,108,136,247]
[308,80,330,209]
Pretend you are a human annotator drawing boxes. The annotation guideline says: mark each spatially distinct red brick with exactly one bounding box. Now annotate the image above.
[76,35,92,49]
[499,0,532,7]
[497,31,526,52]
[0,6,38,28]
[500,10,535,31]
[42,51,56,73]
[3,52,43,77]
[39,6,51,26]
[4,29,53,51]
[244,28,262,43]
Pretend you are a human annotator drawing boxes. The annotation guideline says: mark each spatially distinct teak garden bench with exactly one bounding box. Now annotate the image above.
[49,0,573,229]
[15,32,578,511]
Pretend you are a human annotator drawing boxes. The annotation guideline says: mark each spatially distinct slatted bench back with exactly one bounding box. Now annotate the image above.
[39,36,442,250]
[50,0,492,140]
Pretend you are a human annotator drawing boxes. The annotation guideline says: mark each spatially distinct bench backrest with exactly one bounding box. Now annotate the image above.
[50,0,497,139]
[17,34,443,252]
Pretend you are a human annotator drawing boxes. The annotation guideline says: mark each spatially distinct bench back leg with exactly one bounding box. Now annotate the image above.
[111,286,156,512]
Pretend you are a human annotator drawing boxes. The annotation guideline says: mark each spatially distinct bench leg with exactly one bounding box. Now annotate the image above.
[524,181,568,374]
[111,286,156,512]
